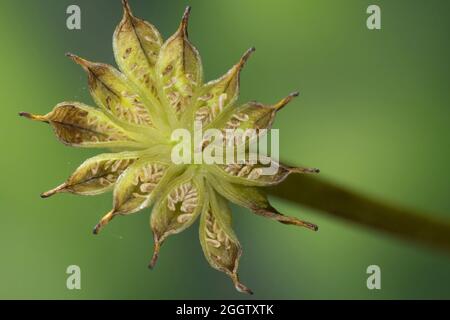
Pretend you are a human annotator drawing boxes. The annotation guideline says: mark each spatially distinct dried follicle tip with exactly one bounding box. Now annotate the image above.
[65,52,77,59]
[41,184,67,199]
[179,6,192,36]
[148,241,161,269]
[19,112,47,122]
[232,275,253,295]
[121,0,133,16]
[226,47,256,81]
[65,53,94,71]
[274,91,300,111]
[286,217,318,232]
[239,47,256,66]
[291,167,320,174]
[18,112,31,118]
[92,225,100,235]
[93,210,115,235]
[183,6,192,22]
[305,222,319,232]
[255,206,318,232]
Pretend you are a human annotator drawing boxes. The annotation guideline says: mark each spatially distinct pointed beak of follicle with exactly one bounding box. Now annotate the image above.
[19,112,48,123]
[148,241,161,270]
[226,47,256,80]
[273,91,300,111]
[121,0,133,17]
[65,52,92,71]
[238,47,256,68]
[290,167,320,174]
[40,183,67,199]
[178,6,192,37]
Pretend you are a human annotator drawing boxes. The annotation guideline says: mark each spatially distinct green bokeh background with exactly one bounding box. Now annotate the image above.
[1,0,449,299]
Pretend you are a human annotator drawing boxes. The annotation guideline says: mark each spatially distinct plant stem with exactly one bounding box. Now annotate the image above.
[268,174,450,253]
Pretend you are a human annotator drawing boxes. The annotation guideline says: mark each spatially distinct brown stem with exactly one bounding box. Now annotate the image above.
[268,174,450,253]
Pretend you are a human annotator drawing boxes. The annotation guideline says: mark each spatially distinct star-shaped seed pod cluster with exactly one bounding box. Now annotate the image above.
[20,0,319,294]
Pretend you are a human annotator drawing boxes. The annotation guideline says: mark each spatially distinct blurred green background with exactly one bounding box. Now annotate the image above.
[1,0,449,299]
